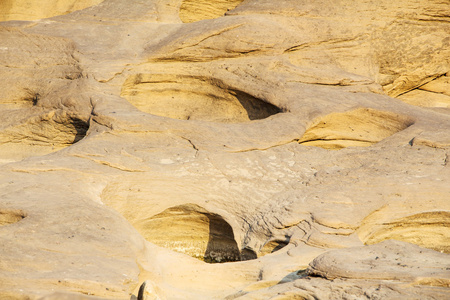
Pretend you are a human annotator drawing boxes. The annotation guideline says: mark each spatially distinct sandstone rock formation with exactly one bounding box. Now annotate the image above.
[0,0,104,22]
[0,0,449,299]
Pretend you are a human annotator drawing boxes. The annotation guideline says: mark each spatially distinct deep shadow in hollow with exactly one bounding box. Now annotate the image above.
[70,117,89,143]
[241,247,257,261]
[232,90,281,120]
[204,214,241,263]
[271,241,289,253]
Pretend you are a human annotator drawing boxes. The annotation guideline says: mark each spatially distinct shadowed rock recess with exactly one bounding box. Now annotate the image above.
[0,111,89,163]
[0,0,449,299]
[139,204,241,263]
[258,240,289,257]
[121,74,281,122]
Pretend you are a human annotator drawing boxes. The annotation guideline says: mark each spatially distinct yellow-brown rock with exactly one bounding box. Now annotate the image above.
[0,0,449,299]
[179,0,244,23]
[0,0,104,21]
[298,108,413,149]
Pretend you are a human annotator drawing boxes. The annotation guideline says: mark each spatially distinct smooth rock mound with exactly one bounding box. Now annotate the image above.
[307,240,450,286]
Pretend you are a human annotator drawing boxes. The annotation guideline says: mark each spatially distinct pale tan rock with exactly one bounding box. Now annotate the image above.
[137,280,162,300]
[298,108,414,149]
[0,26,90,163]
[363,212,450,253]
[0,0,104,22]
[39,292,106,300]
[395,75,450,108]
[307,240,450,282]
[136,203,241,262]
[179,0,244,23]
[398,89,450,108]
[0,208,26,226]
[0,0,449,299]
[236,241,450,299]
[420,75,450,97]
[121,73,280,122]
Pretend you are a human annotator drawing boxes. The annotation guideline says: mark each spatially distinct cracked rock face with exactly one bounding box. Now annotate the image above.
[0,0,449,299]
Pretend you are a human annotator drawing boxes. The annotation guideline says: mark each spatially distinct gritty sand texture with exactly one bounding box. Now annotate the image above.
[0,0,449,299]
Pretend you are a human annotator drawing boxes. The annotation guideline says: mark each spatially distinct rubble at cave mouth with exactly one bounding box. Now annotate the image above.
[121,73,281,123]
[137,204,243,263]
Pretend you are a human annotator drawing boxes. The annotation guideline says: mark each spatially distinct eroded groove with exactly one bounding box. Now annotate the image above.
[363,211,450,253]
[0,112,89,146]
[0,111,89,163]
[298,108,414,149]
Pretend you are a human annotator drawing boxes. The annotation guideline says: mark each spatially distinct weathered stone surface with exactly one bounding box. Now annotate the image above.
[179,0,244,23]
[0,0,449,299]
[0,0,104,21]
[307,240,450,282]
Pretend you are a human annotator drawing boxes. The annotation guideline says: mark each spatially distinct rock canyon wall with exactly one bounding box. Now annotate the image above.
[0,0,449,299]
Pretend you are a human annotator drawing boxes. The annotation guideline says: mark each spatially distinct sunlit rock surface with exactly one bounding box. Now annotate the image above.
[0,0,449,299]
[0,0,104,21]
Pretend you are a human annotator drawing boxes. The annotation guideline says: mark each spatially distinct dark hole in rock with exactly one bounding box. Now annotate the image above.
[298,108,414,150]
[0,209,26,226]
[121,74,281,123]
[71,116,89,144]
[240,247,257,261]
[138,204,242,263]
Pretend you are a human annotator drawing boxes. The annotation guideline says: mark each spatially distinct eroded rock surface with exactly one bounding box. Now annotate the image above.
[0,0,104,21]
[0,0,449,299]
